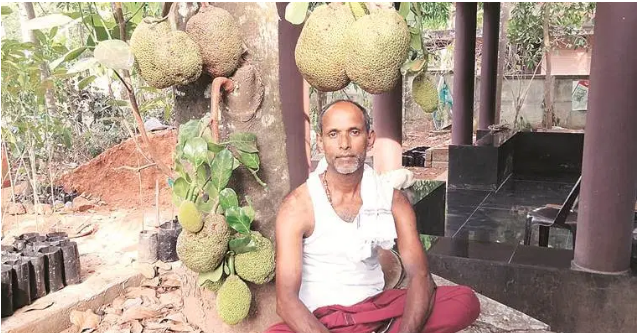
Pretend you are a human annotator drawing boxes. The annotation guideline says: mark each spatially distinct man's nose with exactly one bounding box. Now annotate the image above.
[338,133,350,150]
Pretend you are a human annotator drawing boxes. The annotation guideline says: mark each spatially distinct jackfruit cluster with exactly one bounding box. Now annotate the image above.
[176,214,230,273]
[186,6,243,78]
[234,231,275,285]
[411,72,439,114]
[129,19,203,89]
[216,275,252,325]
[295,4,410,94]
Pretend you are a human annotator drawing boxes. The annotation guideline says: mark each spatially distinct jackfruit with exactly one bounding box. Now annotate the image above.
[234,231,275,285]
[178,200,203,233]
[295,3,355,92]
[129,19,203,89]
[202,275,225,293]
[344,9,410,94]
[176,214,230,273]
[412,72,439,114]
[216,275,252,325]
[186,6,243,77]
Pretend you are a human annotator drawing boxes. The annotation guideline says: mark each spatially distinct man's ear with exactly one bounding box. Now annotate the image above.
[367,130,376,150]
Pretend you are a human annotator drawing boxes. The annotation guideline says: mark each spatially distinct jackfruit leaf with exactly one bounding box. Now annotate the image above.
[225,207,251,234]
[209,149,234,192]
[229,133,258,153]
[68,57,98,74]
[229,235,258,254]
[50,46,87,70]
[232,157,241,170]
[94,40,134,70]
[77,75,96,90]
[203,181,219,205]
[237,151,260,171]
[398,2,411,18]
[207,142,224,153]
[402,58,426,74]
[219,188,238,211]
[223,261,229,275]
[24,14,73,30]
[196,163,210,187]
[410,31,423,51]
[183,137,208,166]
[172,177,189,199]
[242,205,256,222]
[1,6,12,15]
[172,191,184,207]
[175,161,190,182]
[284,2,309,25]
[198,264,224,286]
[195,194,213,214]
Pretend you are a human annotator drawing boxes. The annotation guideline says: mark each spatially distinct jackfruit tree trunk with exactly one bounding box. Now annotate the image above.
[542,3,554,129]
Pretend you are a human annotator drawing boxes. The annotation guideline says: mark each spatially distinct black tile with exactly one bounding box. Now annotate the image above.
[454,207,528,244]
[448,145,499,191]
[512,173,580,184]
[481,178,575,211]
[510,244,574,269]
[513,131,584,176]
[446,188,491,209]
[428,236,517,263]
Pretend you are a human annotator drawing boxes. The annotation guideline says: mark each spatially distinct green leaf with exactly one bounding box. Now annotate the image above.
[1,6,13,15]
[67,57,98,74]
[50,46,87,70]
[209,149,234,192]
[402,58,426,74]
[203,181,220,207]
[229,234,258,254]
[196,163,210,187]
[108,99,129,107]
[410,31,423,51]
[225,207,252,234]
[62,128,72,148]
[77,75,97,90]
[198,264,224,286]
[229,132,258,153]
[196,193,214,213]
[207,142,224,153]
[183,137,208,166]
[219,188,238,211]
[178,120,201,147]
[24,14,73,30]
[284,2,309,25]
[242,205,255,222]
[232,157,241,170]
[398,2,411,18]
[94,40,134,70]
[172,177,190,198]
[237,151,260,170]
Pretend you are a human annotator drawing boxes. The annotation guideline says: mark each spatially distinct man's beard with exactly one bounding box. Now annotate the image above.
[332,154,365,174]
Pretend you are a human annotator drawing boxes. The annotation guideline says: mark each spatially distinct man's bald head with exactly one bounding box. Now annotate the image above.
[317,99,371,135]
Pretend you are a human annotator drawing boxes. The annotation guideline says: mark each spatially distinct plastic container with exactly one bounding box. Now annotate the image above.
[157,220,182,262]
[11,258,32,309]
[23,253,47,300]
[40,246,65,292]
[138,230,158,264]
[1,264,14,317]
[60,242,81,285]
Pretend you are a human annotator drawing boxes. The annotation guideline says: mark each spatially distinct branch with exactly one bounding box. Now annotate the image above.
[112,2,174,179]
[114,163,157,172]
[209,77,235,143]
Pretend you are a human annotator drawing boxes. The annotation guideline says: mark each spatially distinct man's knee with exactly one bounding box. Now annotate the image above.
[450,285,481,323]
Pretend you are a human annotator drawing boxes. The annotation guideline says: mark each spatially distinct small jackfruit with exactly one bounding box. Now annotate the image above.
[216,275,252,325]
[344,9,410,94]
[234,231,275,285]
[129,19,202,89]
[412,72,439,114]
[176,214,230,273]
[186,6,243,77]
[295,3,355,92]
[178,200,203,233]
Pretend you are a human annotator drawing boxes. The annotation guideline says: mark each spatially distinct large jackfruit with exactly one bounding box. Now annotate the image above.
[186,6,243,78]
[176,214,230,273]
[216,275,252,325]
[295,3,355,92]
[129,19,202,89]
[344,9,410,94]
[412,72,439,114]
[234,231,275,285]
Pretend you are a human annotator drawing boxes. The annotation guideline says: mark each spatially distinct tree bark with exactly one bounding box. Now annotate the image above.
[494,2,512,124]
[542,3,554,128]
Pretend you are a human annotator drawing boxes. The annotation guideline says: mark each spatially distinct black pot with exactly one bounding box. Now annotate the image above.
[60,242,81,285]
[22,253,47,300]
[413,152,426,167]
[1,264,14,318]
[40,246,65,293]
[138,230,158,264]
[402,154,414,167]
[1,245,16,253]
[1,253,21,265]
[11,258,32,309]
[157,220,182,263]
[13,239,27,252]
[47,237,70,247]
[17,233,40,242]
[28,236,47,244]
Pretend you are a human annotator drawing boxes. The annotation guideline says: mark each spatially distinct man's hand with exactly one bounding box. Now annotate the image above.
[392,190,435,333]
[274,188,331,333]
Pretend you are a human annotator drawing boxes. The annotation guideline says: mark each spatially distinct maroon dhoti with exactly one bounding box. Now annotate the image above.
[264,285,480,333]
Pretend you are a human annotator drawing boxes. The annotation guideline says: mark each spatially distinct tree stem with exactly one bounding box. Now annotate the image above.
[210,77,235,143]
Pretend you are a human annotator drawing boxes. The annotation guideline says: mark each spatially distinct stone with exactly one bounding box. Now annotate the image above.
[7,202,26,215]
[73,196,95,212]
[35,204,54,215]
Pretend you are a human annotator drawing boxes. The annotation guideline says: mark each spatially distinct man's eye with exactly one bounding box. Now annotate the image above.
[351,130,360,135]
[329,132,337,138]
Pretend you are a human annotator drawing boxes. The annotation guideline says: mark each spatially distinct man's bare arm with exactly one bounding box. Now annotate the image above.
[392,190,435,333]
[275,190,330,333]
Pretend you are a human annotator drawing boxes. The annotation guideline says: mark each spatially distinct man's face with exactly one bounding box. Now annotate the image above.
[318,102,375,175]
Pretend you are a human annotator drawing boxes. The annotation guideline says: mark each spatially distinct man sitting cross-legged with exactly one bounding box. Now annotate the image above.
[265,100,480,333]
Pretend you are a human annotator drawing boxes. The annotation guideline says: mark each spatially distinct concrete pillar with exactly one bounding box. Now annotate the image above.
[478,3,500,130]
[277,3,309,189]
[451,2,478,145]
[372,78,403,174]
[572,3,637,275]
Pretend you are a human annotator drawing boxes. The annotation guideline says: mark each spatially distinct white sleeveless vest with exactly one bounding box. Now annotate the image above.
[298,166,394,312]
